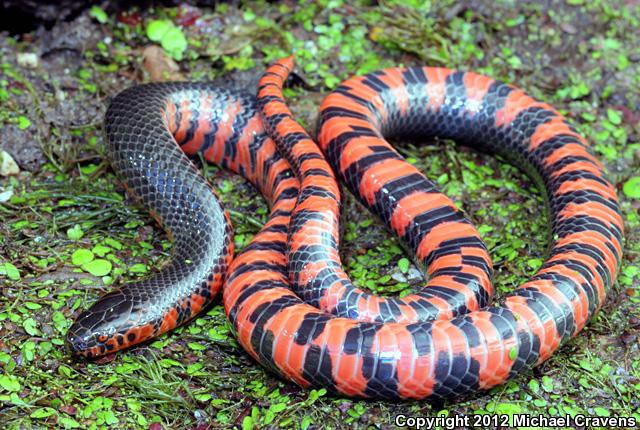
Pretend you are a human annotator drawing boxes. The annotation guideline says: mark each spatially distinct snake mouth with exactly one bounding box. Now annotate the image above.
[66,318,116,358]
[66,288,139,357]
[66,332,91,356]
[66,323,99,358]
[66,307,155,358]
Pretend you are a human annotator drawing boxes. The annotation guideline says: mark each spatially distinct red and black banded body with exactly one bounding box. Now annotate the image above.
[258,59,495,325]
[68,57,623,400]
[244,57,623,398]
[66,84,299,357]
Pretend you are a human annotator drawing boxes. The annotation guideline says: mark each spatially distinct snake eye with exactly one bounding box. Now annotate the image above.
[98,335,108,342]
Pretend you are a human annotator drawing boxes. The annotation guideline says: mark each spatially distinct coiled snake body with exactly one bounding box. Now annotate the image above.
[67,57,623,399]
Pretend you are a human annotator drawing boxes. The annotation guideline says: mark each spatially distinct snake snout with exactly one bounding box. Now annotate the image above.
[67,317,122,358]
[66,323,95,356]
[66,329,90,355]
[66,308,117,357]
[67,290,135,357]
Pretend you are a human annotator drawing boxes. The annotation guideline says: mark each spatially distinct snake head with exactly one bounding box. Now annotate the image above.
[66,289,138,358]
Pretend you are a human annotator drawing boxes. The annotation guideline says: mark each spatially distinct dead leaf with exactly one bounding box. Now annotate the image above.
[142,45,185,82]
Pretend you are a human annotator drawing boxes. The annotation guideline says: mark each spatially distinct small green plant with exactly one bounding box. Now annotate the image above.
[146,19,188,60]
[623,177,640,199]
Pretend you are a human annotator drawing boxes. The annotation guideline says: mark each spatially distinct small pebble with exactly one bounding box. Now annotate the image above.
[194,409,207,421]
[390,270,407,283]
[407,267,422,281]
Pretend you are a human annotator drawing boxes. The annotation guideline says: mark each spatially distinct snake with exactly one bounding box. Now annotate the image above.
[66,56,623,400]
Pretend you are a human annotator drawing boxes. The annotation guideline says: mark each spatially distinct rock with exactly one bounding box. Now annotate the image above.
[1,0,91,24]
[16,52,39,68]
[0,150,20,176]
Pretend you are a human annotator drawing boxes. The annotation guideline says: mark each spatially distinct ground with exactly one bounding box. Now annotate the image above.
[0,1,639,429]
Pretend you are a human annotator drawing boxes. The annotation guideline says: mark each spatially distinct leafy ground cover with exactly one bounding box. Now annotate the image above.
[0,1,639,429]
